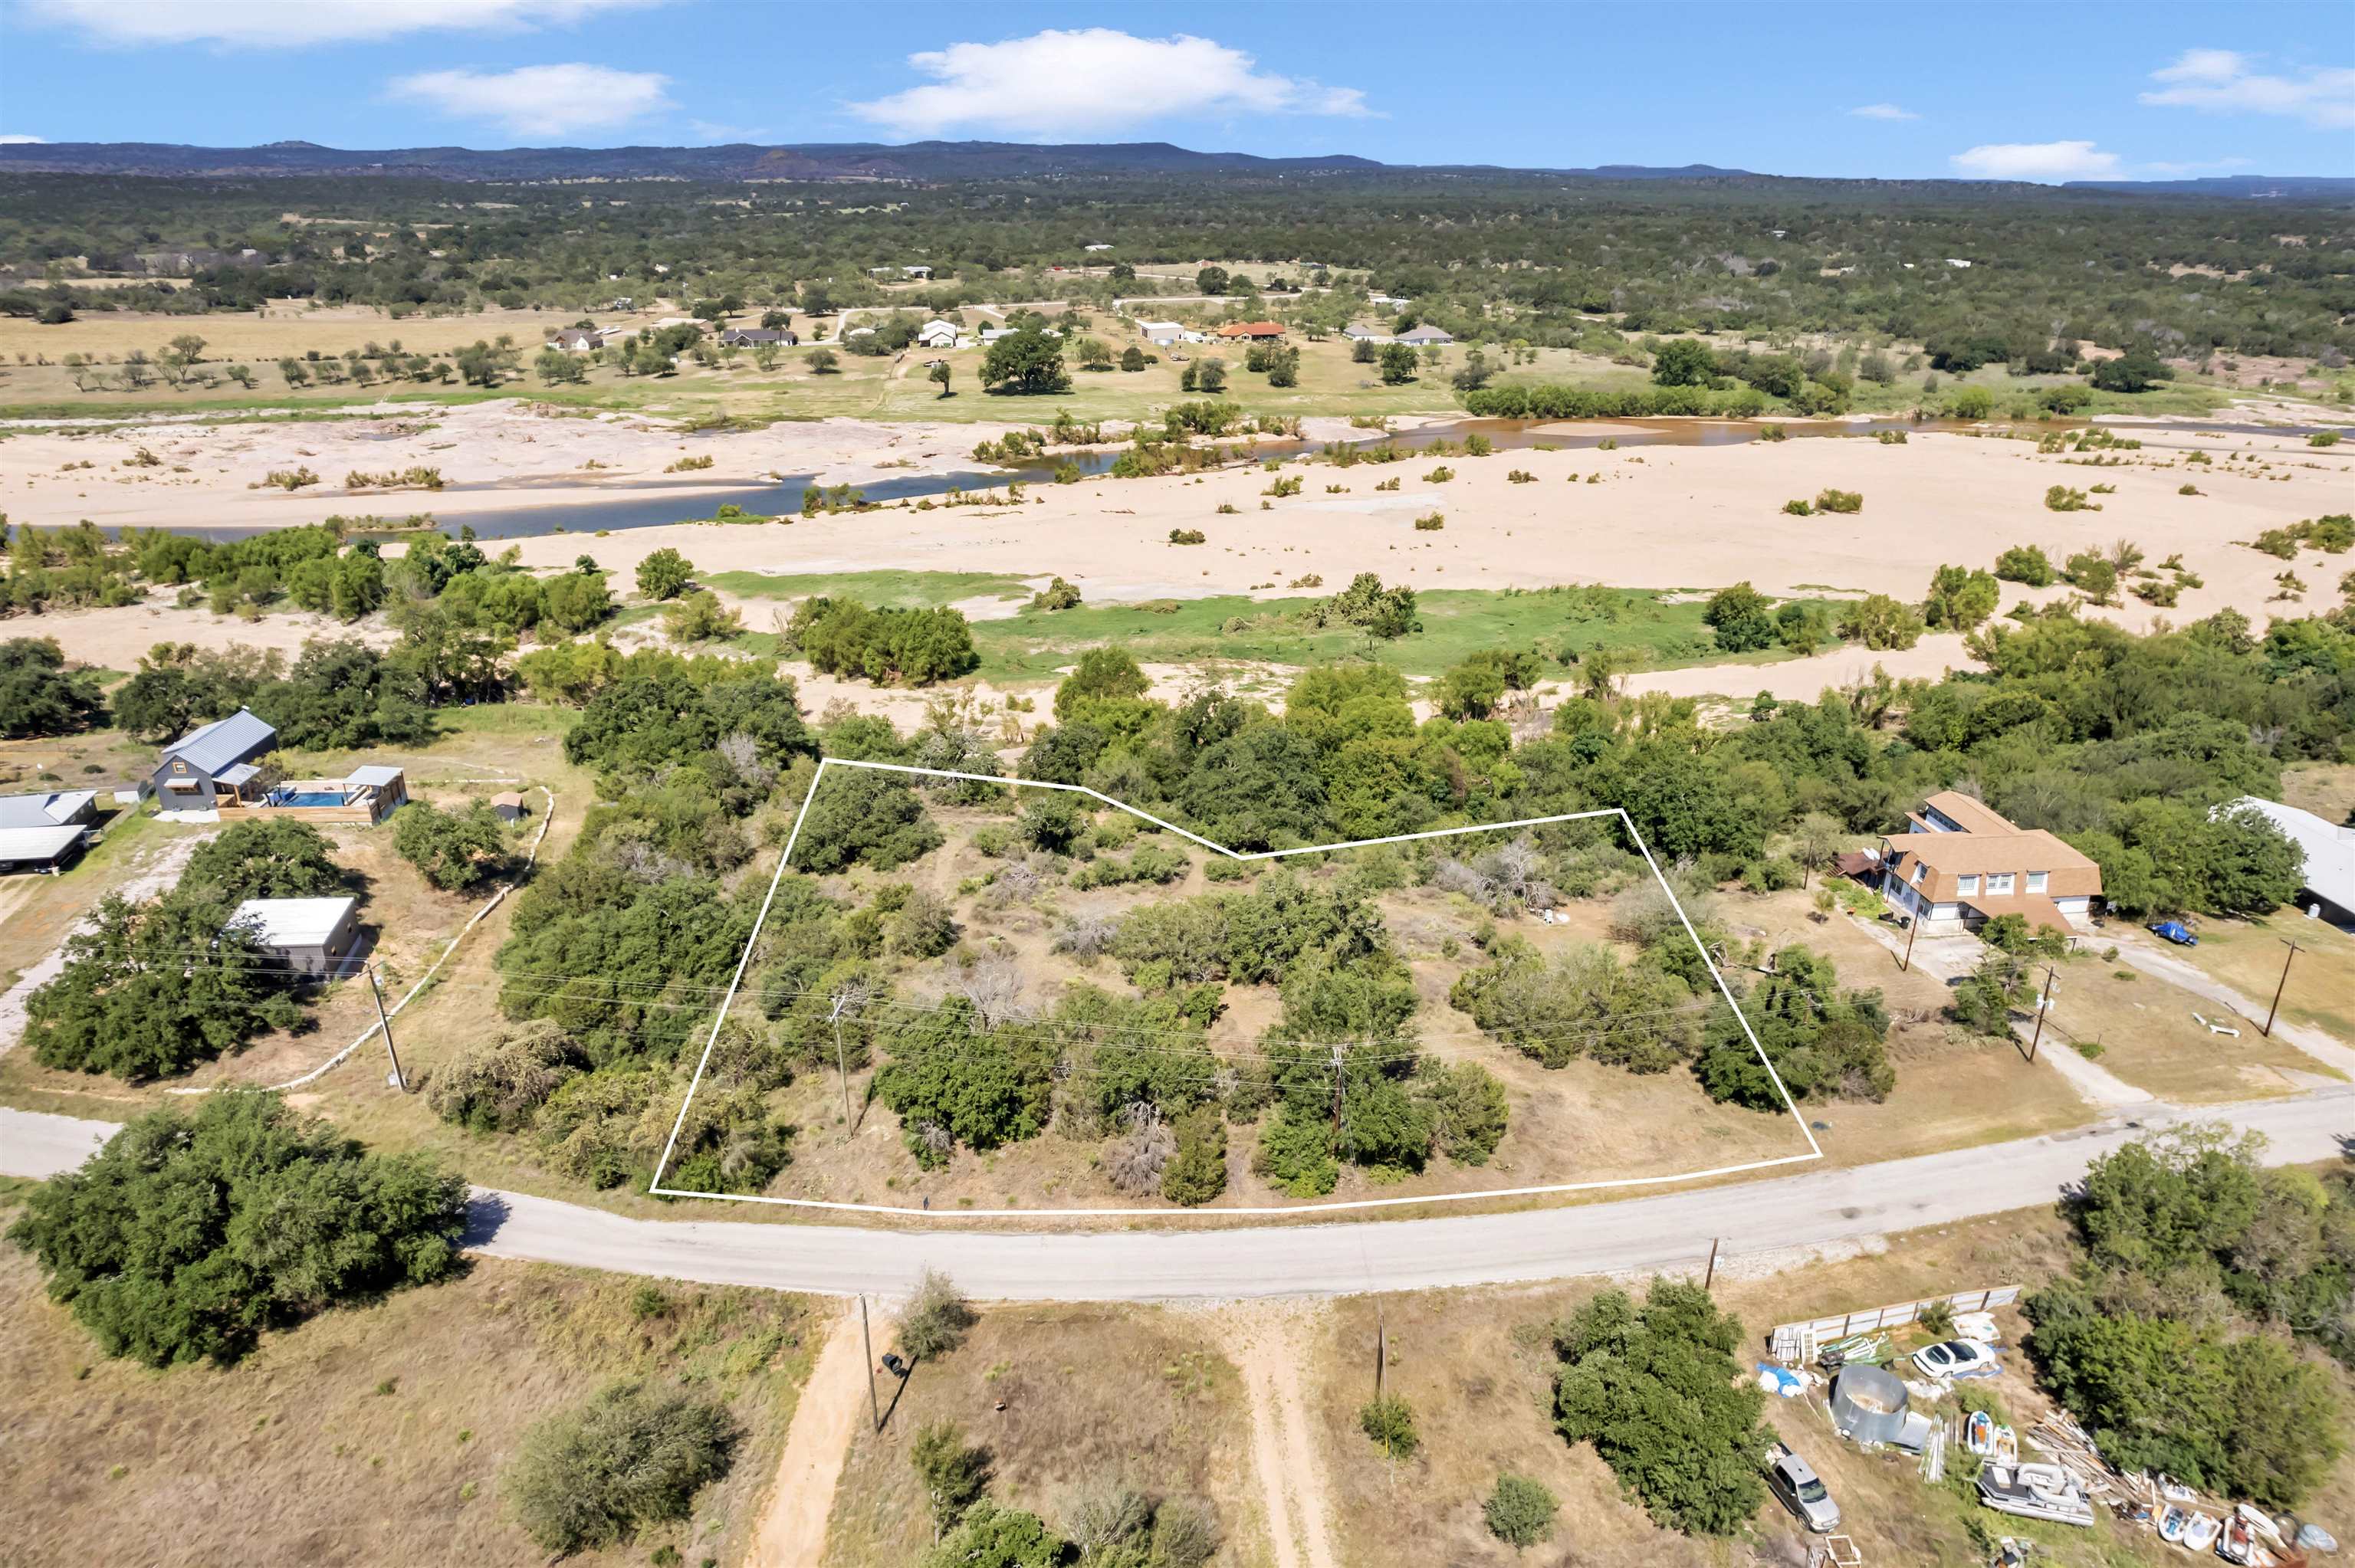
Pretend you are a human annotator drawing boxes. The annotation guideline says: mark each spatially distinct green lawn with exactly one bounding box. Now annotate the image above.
[701,569,1040,609]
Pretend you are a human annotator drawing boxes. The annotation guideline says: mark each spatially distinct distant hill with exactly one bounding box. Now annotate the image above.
[2061,174,2355,199]
[0,139,2344,196]
[0,139,1385,182]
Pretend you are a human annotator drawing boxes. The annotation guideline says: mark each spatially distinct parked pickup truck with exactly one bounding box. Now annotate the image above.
[1766,1442,1841,1534]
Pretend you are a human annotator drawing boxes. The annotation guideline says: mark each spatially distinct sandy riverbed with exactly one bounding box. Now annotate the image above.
[464,418,2352,628]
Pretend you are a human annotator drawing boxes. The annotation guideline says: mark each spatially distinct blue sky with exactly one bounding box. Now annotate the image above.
[2,1,2349,179]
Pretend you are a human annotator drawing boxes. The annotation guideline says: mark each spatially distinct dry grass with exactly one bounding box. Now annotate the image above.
[2036,949,2330,1100]
[1304,1197,2355,1567]
[2174,911,2355,1045]
[0,1189,820,1568]
[816,1302,1260,1566]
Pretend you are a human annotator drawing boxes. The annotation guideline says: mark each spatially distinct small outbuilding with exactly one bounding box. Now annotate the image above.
[227,896,362,978]
[491,791,530,824]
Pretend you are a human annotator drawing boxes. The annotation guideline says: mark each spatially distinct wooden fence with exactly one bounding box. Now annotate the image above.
[1769,1284,2022,1364]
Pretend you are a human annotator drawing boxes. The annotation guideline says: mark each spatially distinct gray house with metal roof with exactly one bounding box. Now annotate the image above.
[153,708,278,811]
[0,788,100,874]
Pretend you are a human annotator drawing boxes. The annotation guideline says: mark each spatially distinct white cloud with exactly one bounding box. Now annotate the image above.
[0,135,48,145]
[1949,139,2123,181]
[388,63,672,139]
[1848,103,1917,121]
[2140,48,2355,130]
[849,28,1374,139]
[18,0,658,49]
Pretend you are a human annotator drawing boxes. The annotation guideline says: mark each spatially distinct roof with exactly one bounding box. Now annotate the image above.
[1394,324,1453,342]
[1216,320,1286,337]
[917,319,960,333]
[0,824,86,863]
[0,789,96,829]
[1136,320,1184,333]
[346,765,404,788]
[216,762,261,788]
[491,791,527,809]
[2225,797,2334,907]
[1959,891,2074,934]
[228,896,358,949]
[162,708,276,775]
[1884,825,2101,904]
[1918,790,2015,835]
[1342,320,1385,336]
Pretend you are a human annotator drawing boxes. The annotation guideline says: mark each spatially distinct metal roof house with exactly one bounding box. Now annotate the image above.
[154,708,277,812]
[0,788,101,874]
[1393,324,1454,346]
[2225,797,2338,917]
[227,896,362,978]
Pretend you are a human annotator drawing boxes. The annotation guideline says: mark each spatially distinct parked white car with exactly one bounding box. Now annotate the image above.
[1913,1339,1999,1379]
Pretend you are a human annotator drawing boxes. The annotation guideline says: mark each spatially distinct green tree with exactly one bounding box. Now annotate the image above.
[0,637,105,738]
[901,1268,977,1359]
[1119,345,1146,372]
[1702,582,1776,652]
[791,768,943,874]
[1835,593,1924,651]
[636,546,693,601]
[7,1091,467,1365]
[392,799,507,891]
[1379,343,1417,383]
[27,893,307,1080]
[1054,645,1150,721]
[930,359,953,397]
[182,818,344,900]
[921,1502,1061,1568]
[505,1381,741,1554]
[980,327,1072,395]
[1650,337,1717,386]
[912,1420,993,1537]
[1359,1394,1419,1458]
[1554,1281,1768,1535]
[1195,266,1229,295]
[807,346,840,373]
[1194,356,1228,394]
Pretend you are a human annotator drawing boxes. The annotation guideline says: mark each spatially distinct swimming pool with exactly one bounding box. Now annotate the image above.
[268,790,350,808]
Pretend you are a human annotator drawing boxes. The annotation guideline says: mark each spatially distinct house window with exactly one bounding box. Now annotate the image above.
[1911,864,1925,885]
[2028,871,2048,894]
[1958,874,1980,896]
[1988,872,2016,895]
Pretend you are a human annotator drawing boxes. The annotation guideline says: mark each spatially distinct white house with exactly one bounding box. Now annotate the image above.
[902,264,933,279]
[1341,321,1388,343]
[915,320,963,350]
[1136,320,1185,346]
[1946,258,1973,268]
[1083,243,1114,253]
[1394,324,1454,347]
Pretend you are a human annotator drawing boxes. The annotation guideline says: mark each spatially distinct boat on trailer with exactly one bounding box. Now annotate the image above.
[1976,1464,2097,1528]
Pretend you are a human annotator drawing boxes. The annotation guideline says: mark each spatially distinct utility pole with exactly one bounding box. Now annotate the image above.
[2026,963,2057,1064]
[1900,914,1920,973]
[859,1294,880,1432]
[366,963,406,1091]
[2265,940,2301,1038]
[1703,1238,1720,1292]
[1329,1043,1347,1138]
[829,995,852,1133]
[1375,1310,1386,1401]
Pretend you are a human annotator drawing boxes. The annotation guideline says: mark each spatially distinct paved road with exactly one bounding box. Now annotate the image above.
[7,1094,2348,1301]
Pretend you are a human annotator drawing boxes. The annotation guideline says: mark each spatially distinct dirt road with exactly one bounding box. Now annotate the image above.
[0,828,215,1055]
[1227,1304,1340,1568]
[748,1307,880,1566]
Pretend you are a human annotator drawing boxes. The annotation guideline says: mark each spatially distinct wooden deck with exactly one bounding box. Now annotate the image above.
[213,800,384,825]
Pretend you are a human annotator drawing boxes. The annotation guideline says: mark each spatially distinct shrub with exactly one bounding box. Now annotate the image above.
[425,1019,585,1133]
[1781,497,1812,516]
[1483,1472,1559,1549]
[1413,512,1445,531]
[790,769,943,873]
[1834,593,1923,651]
[911,1420,992,1532]
[635,547,693,600]
[1993,544,2056,586]
[1026,576,1081,612]
[901,1268,977,1360]
[1358,1394,1419,1458]
[1814,488,1863,513]
[1168,528,1206,546]
[1161,1105,1229,1205]
[2045,484,2100,513]
[1702,582,1776,652]
[8,1091,467,1366]
[182,818,343,900]
[0,637,107,738]
[792,596,978,685]
[505,1381,740,1554]
[392,799,507,891]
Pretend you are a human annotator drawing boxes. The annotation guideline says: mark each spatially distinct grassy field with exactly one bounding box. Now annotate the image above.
[703,577,1845,686]
[816,1302,1260,1567]
[2174,912,2355,1045]
[0,1189,822,1568]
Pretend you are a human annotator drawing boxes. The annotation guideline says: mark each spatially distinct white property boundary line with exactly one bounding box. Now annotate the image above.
[649,758,1822,1216]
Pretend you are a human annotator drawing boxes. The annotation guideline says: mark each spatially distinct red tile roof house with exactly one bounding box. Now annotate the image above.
[1874,791,2103,936]
[1214,320,1286,341]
